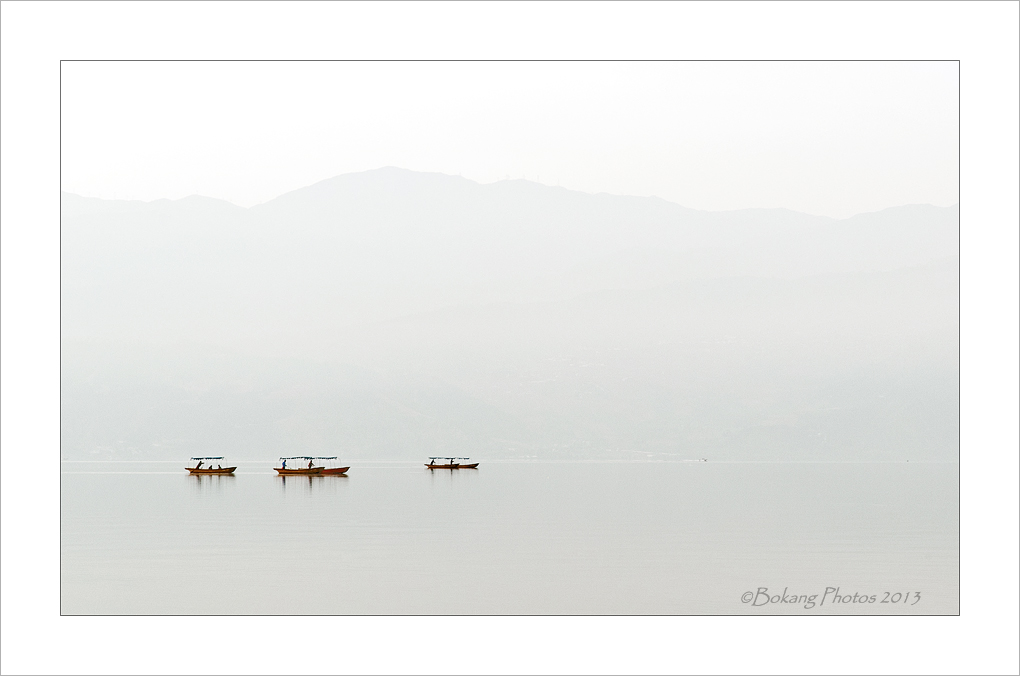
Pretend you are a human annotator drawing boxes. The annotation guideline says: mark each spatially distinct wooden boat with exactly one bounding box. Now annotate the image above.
[425,456,479,470]
[274,456,323,475]
[311,456,349,475]
[187,456,236,474]
[274,456,349,475]
[275,466,324,475]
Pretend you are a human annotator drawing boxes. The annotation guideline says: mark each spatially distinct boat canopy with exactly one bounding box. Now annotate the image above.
[429,456,470,460]
[191,456,224,460]
[280,456,337,460]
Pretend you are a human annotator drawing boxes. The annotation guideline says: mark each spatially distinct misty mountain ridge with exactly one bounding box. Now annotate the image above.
[61,167,958,461]
[61,167,957,346]
[62,165,955,233]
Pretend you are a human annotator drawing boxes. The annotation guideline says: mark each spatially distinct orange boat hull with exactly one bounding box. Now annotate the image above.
[321,467,350,475]
[425,463,478,470]
[187,467,236,474]
[274,467,324,475]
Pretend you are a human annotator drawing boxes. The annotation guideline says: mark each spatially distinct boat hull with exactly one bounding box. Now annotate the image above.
[274,467,324,475]
[320,467,350,475]
[187,467,236,474]
[425,463,479,469]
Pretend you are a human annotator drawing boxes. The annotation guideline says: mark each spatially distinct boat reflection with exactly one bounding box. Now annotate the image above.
[428,465,479,487]
[277,473,347,494]
[279,474,320,488]
[188,472,236,494]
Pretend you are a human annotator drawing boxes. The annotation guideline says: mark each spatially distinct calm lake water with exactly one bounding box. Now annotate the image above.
[61,460,958,615]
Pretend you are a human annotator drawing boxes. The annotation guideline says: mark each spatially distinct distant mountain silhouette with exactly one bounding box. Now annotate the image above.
[60,168,958,461]
[61,167,957,348]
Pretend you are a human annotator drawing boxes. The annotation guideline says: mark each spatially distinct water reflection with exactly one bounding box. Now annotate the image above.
[64,463,959,614]
[427,466,478,486]
[187,473,235,495]
[277,474,348,494]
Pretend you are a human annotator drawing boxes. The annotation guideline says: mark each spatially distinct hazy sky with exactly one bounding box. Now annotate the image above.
[61,61,958,218]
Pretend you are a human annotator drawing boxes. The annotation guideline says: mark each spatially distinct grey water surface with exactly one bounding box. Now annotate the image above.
[61,460,958,615]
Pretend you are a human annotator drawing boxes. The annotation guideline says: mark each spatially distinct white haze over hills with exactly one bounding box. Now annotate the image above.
[61,167,958,461]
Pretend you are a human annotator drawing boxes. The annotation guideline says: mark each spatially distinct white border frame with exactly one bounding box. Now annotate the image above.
[3,2,1017,674]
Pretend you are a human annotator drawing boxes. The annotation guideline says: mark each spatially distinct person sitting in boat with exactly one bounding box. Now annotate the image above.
[217,464,222,470]
[195,460,203,470]
[308,459,314,469]
[428,458,435,466]
[282,459,287,469]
